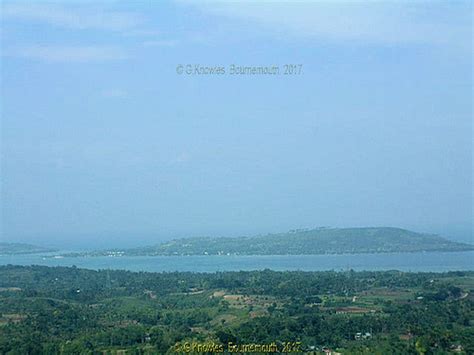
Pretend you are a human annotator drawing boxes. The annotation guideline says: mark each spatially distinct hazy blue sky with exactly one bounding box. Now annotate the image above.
[1,1,472,248]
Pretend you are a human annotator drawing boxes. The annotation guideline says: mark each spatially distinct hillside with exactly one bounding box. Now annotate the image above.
[74,227,474,257]
[1,265,473,353]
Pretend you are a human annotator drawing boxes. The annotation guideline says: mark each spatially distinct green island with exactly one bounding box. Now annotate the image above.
[0,265,472,354]
[61,227,473,258]
[0,243,58,255]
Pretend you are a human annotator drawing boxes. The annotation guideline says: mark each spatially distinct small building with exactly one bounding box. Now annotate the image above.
[355,332,372,340]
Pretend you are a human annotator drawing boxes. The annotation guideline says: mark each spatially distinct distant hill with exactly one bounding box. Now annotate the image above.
[66,227,474,257]
[0,242,58,255]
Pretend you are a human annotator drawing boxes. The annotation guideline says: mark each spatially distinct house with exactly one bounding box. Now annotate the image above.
[355,332,372,340]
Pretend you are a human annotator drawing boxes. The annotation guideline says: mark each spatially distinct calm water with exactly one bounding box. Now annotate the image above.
[0,251,473,272]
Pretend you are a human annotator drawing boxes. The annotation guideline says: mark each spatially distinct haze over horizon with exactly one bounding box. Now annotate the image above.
[1,1,472,249]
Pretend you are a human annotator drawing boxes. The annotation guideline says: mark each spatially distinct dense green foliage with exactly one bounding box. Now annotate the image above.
[0,265,472,354]
[0,243,57,255]
[65,227,473,257]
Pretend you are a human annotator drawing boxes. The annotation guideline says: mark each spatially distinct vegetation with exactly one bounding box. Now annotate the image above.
[62,227,473,257]
[0,265,472,354]
[0,243,57,255]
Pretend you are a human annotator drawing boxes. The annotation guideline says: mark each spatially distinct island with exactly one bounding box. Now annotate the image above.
[0,242,58,255]
[60,227,473,257]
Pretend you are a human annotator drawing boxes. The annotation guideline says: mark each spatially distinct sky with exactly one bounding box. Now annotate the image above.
[1,1,472,248]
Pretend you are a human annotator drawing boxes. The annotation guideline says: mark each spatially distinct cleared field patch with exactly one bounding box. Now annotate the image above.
[211,313,238,326]
[0,287,21,292]
[358,287,416,302]
[0,313,26,325]
[212,290,226,298]
[441,275,474,289]
[223,294,279,308]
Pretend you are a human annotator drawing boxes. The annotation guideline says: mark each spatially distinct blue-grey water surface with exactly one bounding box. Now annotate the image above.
[0,251,473,272]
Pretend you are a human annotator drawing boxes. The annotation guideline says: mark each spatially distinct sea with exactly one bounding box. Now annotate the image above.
[0,251,473,273]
